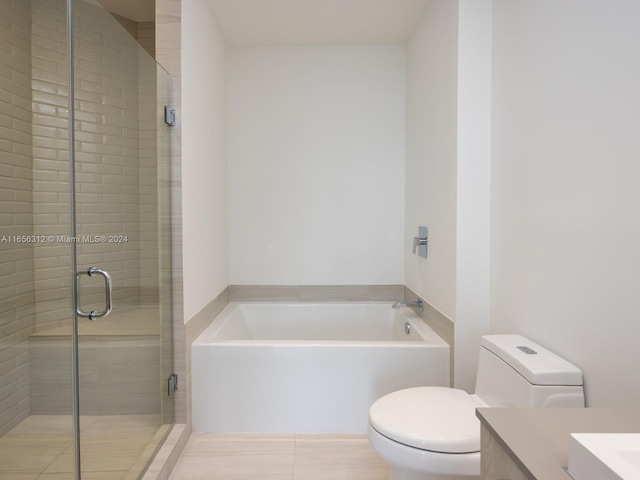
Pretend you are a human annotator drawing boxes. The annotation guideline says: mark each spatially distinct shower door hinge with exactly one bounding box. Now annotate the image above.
[164,106,176,127]
[168,373,178,397]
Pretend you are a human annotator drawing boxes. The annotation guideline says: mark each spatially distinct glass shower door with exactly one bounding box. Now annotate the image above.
[70,1,174,478]
[1,0,173,478]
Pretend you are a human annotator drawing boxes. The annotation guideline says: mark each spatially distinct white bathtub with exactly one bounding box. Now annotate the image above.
[192,302,450,434]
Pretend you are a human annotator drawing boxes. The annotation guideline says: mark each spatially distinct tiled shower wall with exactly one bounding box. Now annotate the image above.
[109,7,160,307]
[31,0,158,330]
[112,14,155,60]
[139,48,159,307]
[137,23,155,59]
[0,0,35,436]
[30,0,73,331]
[1,0,160,432]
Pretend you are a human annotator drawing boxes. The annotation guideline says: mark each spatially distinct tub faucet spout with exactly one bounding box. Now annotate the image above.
[391,299,424,312]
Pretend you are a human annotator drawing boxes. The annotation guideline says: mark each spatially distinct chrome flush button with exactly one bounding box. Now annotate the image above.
[517,345,537,355]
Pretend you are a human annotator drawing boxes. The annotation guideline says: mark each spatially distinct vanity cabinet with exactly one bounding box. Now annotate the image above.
[477,407,640,480]
[481,424,530,480]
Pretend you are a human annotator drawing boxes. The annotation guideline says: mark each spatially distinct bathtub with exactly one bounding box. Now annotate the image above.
[192,302,449,434]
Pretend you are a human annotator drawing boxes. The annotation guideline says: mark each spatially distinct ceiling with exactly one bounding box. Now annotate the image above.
[97,0,155,22]
[207,0,432,46]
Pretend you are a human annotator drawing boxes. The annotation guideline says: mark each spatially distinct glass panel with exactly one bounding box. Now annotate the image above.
[1,1,173,478]
[72,1,173,478]
[157,65,174,429]
[1,0,75,478]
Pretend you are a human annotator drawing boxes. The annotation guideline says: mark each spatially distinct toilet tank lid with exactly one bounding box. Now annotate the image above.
[481,334,583,386]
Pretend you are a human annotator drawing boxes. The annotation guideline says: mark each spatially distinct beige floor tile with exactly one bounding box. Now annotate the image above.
[41,453,75,474]
[38,473,128,480]
[0,434,70,473]
[34,474,75,480]
[77,416,101,432]
[0,473,39,480]
[6,415,99,435]
[38,473,74,480]
[0,433,71,454]
[183,433,296,456]
[171,433,296,480]
[6,416,74,435]
[168,434,388,480]
[79,452,146,474]
[292,435,388,480]
[80,472,128,480]
[0,453,58,474]
[0,415,162,479]
[28,473,75,480]
[47,434,152,474]
[45,450,143,474]
[170,454,294,480]
[83,415,160,435]
[78,432,154,448]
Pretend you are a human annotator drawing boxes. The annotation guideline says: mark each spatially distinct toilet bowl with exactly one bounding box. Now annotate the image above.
[368,426,479,480]
[368,334,585,480]
[369,387,485,479]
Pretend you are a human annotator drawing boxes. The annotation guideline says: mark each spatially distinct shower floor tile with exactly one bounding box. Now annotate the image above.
[0,414,165,480]
[169,433,389,480]
[0,474,40,480]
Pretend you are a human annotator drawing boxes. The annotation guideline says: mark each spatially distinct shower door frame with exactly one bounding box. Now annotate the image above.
[66,1,82,475]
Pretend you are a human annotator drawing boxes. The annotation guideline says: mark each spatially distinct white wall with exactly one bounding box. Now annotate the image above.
[405,0,492,391]
[227,46,405,285]
[491,0,640,406]
[455,0,492,391]
[181,0,228,320]
[405,1,459,319]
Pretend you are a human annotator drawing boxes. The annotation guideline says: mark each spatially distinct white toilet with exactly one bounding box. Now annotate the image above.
[368,334,585,480]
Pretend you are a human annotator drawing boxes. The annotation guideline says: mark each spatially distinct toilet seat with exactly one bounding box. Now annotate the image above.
[369,386,483,454]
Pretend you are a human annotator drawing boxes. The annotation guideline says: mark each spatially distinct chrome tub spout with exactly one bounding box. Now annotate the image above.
[391,299,424,312]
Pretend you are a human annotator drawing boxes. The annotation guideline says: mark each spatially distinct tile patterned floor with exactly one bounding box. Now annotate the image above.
[0,415,165,480]
[169,433,389,480]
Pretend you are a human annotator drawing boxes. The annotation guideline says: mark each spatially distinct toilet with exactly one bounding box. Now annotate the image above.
[368,334,585,480]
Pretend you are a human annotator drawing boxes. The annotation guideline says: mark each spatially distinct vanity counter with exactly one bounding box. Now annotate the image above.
[476,408,640,480]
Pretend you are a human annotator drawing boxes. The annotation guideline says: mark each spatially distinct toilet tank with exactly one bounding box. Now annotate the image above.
[474,334,585,408]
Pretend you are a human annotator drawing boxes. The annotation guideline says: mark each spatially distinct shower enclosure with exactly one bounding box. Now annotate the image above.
[0,0,174,478]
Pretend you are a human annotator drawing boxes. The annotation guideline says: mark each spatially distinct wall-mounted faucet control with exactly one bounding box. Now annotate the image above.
[413,226,428,258]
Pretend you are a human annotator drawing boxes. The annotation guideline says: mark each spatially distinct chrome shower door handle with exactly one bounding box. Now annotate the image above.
[76,267,113,320]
